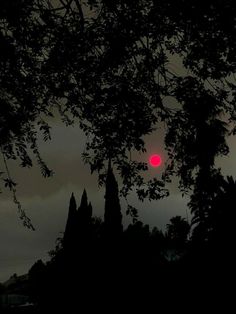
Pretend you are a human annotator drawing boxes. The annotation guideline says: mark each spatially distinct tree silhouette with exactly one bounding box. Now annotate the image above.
[104,162,123,237]
[0,0,56,227]
[166,215,190,249]
[208,175,236,250]
[2,1,236,310]
[63,192,78,251]
[63,190,94,252]
[78,189,92,225]
[28,259,46,305]
[2,0,236,241]
[0,0,54,174]
[36,1,236,223]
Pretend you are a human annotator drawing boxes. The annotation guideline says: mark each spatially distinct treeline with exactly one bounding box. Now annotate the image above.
[26,168,234,312]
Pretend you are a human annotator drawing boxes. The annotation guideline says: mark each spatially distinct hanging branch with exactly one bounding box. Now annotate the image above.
[1,147,35,231]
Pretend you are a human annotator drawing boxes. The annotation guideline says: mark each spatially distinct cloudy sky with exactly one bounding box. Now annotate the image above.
[0,117,236,283]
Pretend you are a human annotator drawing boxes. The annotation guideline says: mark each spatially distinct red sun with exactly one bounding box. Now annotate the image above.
[149,154,162,167]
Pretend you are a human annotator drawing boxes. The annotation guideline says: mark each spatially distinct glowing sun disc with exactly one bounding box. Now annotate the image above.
[149,154,162,167]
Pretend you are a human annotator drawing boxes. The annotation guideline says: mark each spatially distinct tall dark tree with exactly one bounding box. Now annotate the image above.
[63,192,77,250]
[77,189,93,249]
[208,175,236,249]
[166,216,190,248]
[165,77,229,237]
[78,189,92,224]
[104,162,123,237]
[64,190,93,249]
[28,259,46,305]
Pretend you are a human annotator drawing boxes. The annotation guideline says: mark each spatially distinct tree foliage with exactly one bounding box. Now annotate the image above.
[166,215,190,247]
[0,0,55,228]
[1,0,236,231]
[104,163,123,236]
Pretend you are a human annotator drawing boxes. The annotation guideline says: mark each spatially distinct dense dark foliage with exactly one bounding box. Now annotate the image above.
[1,1,236,309]
[1,167,234,311]
[25,176,233,312]
[1,1,236,234]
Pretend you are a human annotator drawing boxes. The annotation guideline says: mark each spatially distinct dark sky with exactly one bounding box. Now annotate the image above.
[1,50,236,282]
[0,118,236,282]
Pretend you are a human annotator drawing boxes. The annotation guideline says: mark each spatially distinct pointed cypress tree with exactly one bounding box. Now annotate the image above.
[78,189,92,224]
[104,162,123,237]
[76,189,94,253]
[63,193,77,249]
[80,189,88,208]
